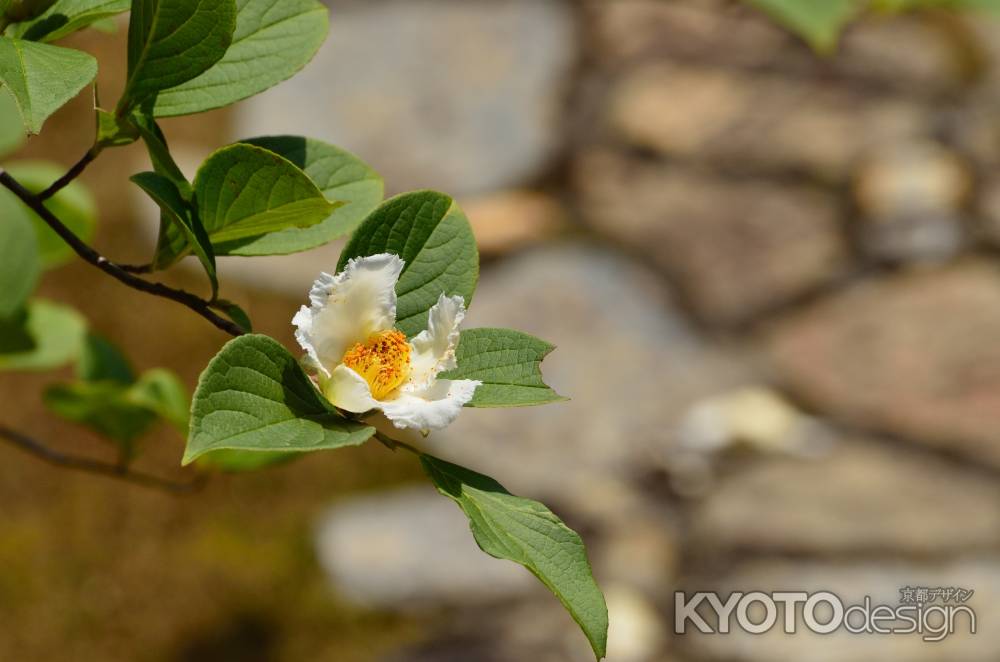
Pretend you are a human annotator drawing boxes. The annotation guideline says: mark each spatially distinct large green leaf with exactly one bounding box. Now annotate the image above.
[441,328,566,407]
[228,135,384,255]
[338,191,479,338]
[2,160,96,268]
[120,0,236,111]
[132,171,217,295]
[10,0,130,43]
[0,87,24,157]
[152,0,327,117]
[183,334,374,465]
[156,143,336,264]
[0,36,96,133]
[422,455,608,660]
[0,299,86,371]
[746,0,860,51]
[0,195,40,317]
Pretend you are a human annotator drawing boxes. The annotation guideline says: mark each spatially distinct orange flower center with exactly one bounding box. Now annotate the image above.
[341,330,411,400]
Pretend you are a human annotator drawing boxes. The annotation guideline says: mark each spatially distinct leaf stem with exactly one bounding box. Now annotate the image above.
[373,431,422,456]
[0,423,206,494]
[37,144,102,202]
[0,169,245,337]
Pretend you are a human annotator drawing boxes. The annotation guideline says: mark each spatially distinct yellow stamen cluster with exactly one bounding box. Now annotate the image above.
[342,330,411,400]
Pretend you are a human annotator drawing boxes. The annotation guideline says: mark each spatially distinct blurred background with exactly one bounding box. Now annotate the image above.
[5,0,1000,660]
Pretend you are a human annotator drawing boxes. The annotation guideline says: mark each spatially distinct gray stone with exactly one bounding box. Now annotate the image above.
[574,150,849,325]
[234,0,578,196]
[423,242,757,506]
[681,558,1000,661]
[768,261,1000,468]
[854,141,971,263]
[609,62,927,182]
[314,486,533,608]
[692,440,1000,555]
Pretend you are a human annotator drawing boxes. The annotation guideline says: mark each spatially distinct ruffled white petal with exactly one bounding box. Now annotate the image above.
[381,378,481,431]
[323,364,380,413]
[293,254,404,377]
[407,294,466,389]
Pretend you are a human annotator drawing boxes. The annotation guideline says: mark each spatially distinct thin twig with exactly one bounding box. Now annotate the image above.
[0,424,206,494]
[118,262,154,274]
[37,146,101,202]
[0,170,244,337]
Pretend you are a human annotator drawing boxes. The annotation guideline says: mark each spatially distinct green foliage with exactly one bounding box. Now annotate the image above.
[422,455,608,660]
[119,0,236,113]
[0,0,606,652]
[155,143,336,266]
[1,160,96,268]
[0,299,86,371]
[152,0,328,118]
[747,0,859,52]
[183,334,375,465]
[0,87,25,157]
[132,171,218,295]
[0,195,40,318]
[76,331,133,383]
[196,448,297,472]
[9,0,130,43]
[441,328,566,407]
[45,333,190,457]
[230,136,384,255]
[746,0,999,51]
[338,191,479,338]
[210,299,252,333]
[0,36,96,133]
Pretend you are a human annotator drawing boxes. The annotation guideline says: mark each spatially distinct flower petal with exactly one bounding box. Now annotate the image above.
[381,378,480,431]
[323,364,380,413]
[407,293,466,389]
[293,253,404,377]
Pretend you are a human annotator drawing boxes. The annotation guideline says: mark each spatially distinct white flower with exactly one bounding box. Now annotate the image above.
[292,253,480,431]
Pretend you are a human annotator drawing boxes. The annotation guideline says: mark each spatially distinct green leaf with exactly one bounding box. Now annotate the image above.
[0,87,25,157]
[196,448,297,472]
[119,0,236,112]
[338,191,479,338]
[1,160,96,268]
[228,135,384,255]
[746,0,861,52]
[441,328,566,407]
[152,0,327,117]
[211,299,252,333]
[95,107,138,148]
[0,299,86,371]
[0,194,40,318]
[10,0,130,43]
[129,112,189,191]
[129,367,189,432]
[131,171,217,295]
[183,334,374,465]
[0,36,97,133]
[157,143,336,263]
[44,380,157,451]
[3,0,58,22]
[421,455,608,660]
[77,331,134,384]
